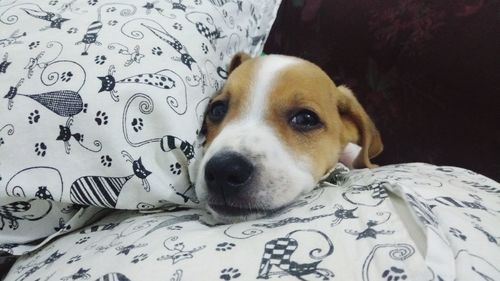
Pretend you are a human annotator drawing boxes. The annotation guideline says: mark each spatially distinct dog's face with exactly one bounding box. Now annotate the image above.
[195,54,382,223]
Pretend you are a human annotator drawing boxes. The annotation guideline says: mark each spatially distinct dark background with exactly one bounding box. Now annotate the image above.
[264,0,500,180]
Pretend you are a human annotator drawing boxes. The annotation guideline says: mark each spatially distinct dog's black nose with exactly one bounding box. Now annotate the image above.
[205,152,254,196]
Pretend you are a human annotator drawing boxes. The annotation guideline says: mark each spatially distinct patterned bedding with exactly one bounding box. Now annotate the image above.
[4,163,500,281]
[0,0,280,258]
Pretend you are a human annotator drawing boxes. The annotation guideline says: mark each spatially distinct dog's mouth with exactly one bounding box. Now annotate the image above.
[208,203,282,219]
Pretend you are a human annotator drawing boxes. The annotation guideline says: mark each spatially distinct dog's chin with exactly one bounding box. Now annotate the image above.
[207,204,280,223]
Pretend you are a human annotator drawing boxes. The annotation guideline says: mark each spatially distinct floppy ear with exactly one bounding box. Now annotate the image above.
[228,52,251,74]
[336,85,383,169]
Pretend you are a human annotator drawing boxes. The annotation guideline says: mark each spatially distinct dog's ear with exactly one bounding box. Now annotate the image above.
[336,85,383,168]
[228,52,251,74]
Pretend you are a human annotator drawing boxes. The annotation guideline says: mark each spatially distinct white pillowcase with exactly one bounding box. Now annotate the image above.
[0,0,281,250]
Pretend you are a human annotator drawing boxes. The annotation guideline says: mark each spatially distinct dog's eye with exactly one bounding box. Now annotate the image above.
[289,109,321,131]
[207,100,228,122]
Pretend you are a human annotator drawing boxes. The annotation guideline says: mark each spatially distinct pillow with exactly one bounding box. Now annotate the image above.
[0,0,281,254]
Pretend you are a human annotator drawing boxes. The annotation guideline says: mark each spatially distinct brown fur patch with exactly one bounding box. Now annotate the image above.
[204,58,258,147]
[204,55,382,180]
[264,60,344,179]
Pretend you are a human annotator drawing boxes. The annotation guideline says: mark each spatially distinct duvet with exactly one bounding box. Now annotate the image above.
[4,163,500,281]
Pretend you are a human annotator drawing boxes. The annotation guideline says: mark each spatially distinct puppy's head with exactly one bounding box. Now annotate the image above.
[195,53,382,222]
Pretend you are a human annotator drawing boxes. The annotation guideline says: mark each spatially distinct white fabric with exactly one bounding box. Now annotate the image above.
[0,0,281,250]
[5,163,500,281]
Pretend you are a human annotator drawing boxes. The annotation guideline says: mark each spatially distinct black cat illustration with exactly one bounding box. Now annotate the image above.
[122,94,194,160]
[0,29,26,48]
[4,78,83,117]
[257,230,334,280]
[76,20,102,56]
[0,53,11,74]
[252,213,336,228]
[140,22,196,70]
[157,236,206,264]
[21,7,69,30]
[142,1,176,17]
[342,182,389,207]
[25,51,47,79]
[23,40,64,80]
[107,43,144,67]
[56,117,102,154]
[61,268,91,281]
[171,183,199,204]
[331,204,358,226]
[69,150,152,208]
[345,212,394,240]
[123,150,152,191]
[97,65,179,102]
[208,0,234,7]
[76,3,136,55]
[15,250,65,281]
[166,0,194,12]
[94,273,131,281]
[186,12,226,50]
[143,1,162,15]
[0,199,53,230]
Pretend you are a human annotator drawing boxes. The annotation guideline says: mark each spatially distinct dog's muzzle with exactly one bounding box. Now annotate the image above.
[204,151,261,216]
[205,151,254,195]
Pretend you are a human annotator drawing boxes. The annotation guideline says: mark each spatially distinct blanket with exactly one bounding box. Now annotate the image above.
[4,163,500,280]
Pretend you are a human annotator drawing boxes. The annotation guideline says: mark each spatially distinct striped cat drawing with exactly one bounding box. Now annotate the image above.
[69,150,152,208]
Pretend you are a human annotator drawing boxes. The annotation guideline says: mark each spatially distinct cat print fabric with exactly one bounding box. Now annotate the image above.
[4,163,500,280]
[0,0,281,254]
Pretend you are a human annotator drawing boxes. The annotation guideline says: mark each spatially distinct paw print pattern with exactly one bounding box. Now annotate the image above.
[100,155,112,167]
[35,142,47,157]
[61,71,73,82]
[201,43,209,54]
[450,227,467,241]
[106,7,116,12]
[28,41,40,49]
[108,20,118,26]
[67,255,81,264]
[131,118,143,132]
[75,237,90,244]
[88,0,98,5]
[67,27,78,34]
[382,266,407,281]
[216,242,235,252]
[95,55,107,65]
[310,205,325,211]
[152,47,163,56]
[95,111,109,126]
[131,253,148,264]
[169,162,182,175]
[55,222,71,232]
[0,138,4,146]
[49,0,59,5]
[220,268,241,280]
[28,110,40,124]
[173,22,183,30]
[83,103,88,113]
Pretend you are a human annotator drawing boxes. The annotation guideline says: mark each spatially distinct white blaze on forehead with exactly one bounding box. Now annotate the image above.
[195,55,316,216]
[244,55,301,121]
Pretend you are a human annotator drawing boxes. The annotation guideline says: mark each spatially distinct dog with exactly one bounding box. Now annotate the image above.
[194,53,383,223]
